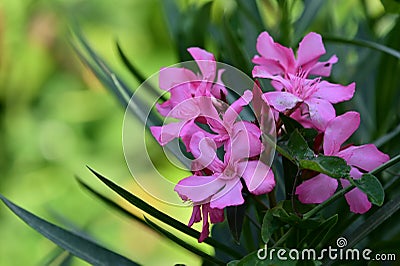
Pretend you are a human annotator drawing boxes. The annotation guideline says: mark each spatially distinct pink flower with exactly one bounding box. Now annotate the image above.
[188,203,224,243]
[252,31,338,79]
[295,112,389,214]
[262,73,355,131]
[175,129,275,241]
[150,96,220,150]
[157,47,226,117]
[252,31,355,131]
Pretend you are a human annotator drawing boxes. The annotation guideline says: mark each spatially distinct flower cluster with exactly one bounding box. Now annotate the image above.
[151,48,275,242]
[151,32,389,242]
[252,32,389,213]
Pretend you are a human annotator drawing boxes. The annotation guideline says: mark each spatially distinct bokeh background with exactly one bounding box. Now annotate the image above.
[0,0,203,265]
[0,0,399,265]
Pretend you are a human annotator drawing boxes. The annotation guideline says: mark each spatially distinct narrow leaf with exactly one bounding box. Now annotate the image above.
[323,35,400,60]
[227,204,246,243]
[352,174,385,206]
[86,167,242,259]
[77,178,149,228]
[298,214,338,248]
[144,217,225,266]
[0,194,139,266]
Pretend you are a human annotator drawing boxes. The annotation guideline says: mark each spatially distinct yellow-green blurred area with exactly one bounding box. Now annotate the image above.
[0,0,205,265]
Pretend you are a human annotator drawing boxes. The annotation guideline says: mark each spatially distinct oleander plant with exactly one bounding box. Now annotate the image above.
[1,0,400,265]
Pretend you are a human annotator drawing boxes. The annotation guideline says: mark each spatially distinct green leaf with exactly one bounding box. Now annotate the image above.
[144,217,225,266]
[282,130,351,178]
[352,174,385,206]
[286,129,314,160]
[382,0,400,13]
[261,209,283,244]
[294,0,324,42]
[85,167,242,259]
[299,155,350,179]
[279,113,303,135]
[227,204,246,243]
[116,42,164,100]
[228,249,298,266]
[298,214,338,249]
[77,178,149,228]
[0,194,140,266]
[323,194,400,266]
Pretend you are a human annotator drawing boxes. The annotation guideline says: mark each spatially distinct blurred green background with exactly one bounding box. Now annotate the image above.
[0,0,399,265]
[0,0,204,265]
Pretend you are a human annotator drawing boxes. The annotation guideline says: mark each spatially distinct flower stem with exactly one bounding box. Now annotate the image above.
[303,185,354,220]
[273,227,294,248]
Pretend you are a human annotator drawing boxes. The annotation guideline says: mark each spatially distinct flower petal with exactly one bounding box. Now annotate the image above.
[337,144,390,172]
[255,31,295,74]
[199,204,210,242]
[296,32,326,68]
[252,59,286,77]
[210,180,244,209]
[238,161,275,195]
[175,174,224,203]
[210,69,228,98]
[188,205,201,227]
[190,132,224,172]
[296,174,338,204]
[263,91,303,112]
[304,98,336,131]
[159,67,198,91]
[341,172,371,214]
[309,55,338,77]
[150,121,187,146]
[313,81,355,104]
[187,47,216,81]
[223,90,253,126]
[323,111,360,155]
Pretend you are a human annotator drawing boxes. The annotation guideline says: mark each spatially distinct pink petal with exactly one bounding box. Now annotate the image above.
[167,98,201,120]
[304,98,336,131]
[296,174,338,204]
[238,161,275,195]
[150,121,186,146]
[210,69,227,98]
[263,91,303,112]
[189,132,224,172]
[180,120,217,152]
[206,205,225,223]
[156,83,192,116]
[159,67,198,91]
[341,177,371,214]
[195,96,220,121]
[187,47,216,81]
[210,180,244,209]
[255,31,296,74]
[188,205,201,227]
[226,128,256,162]
[175,175,224,203]
[199,204,210,242]
[296,32,326,68]
[309,55,338,77]
[223,90,253,126]
[323,111,360,155]
[337,144,390,172]
[251,59,286,77]
[313,81,355,104]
